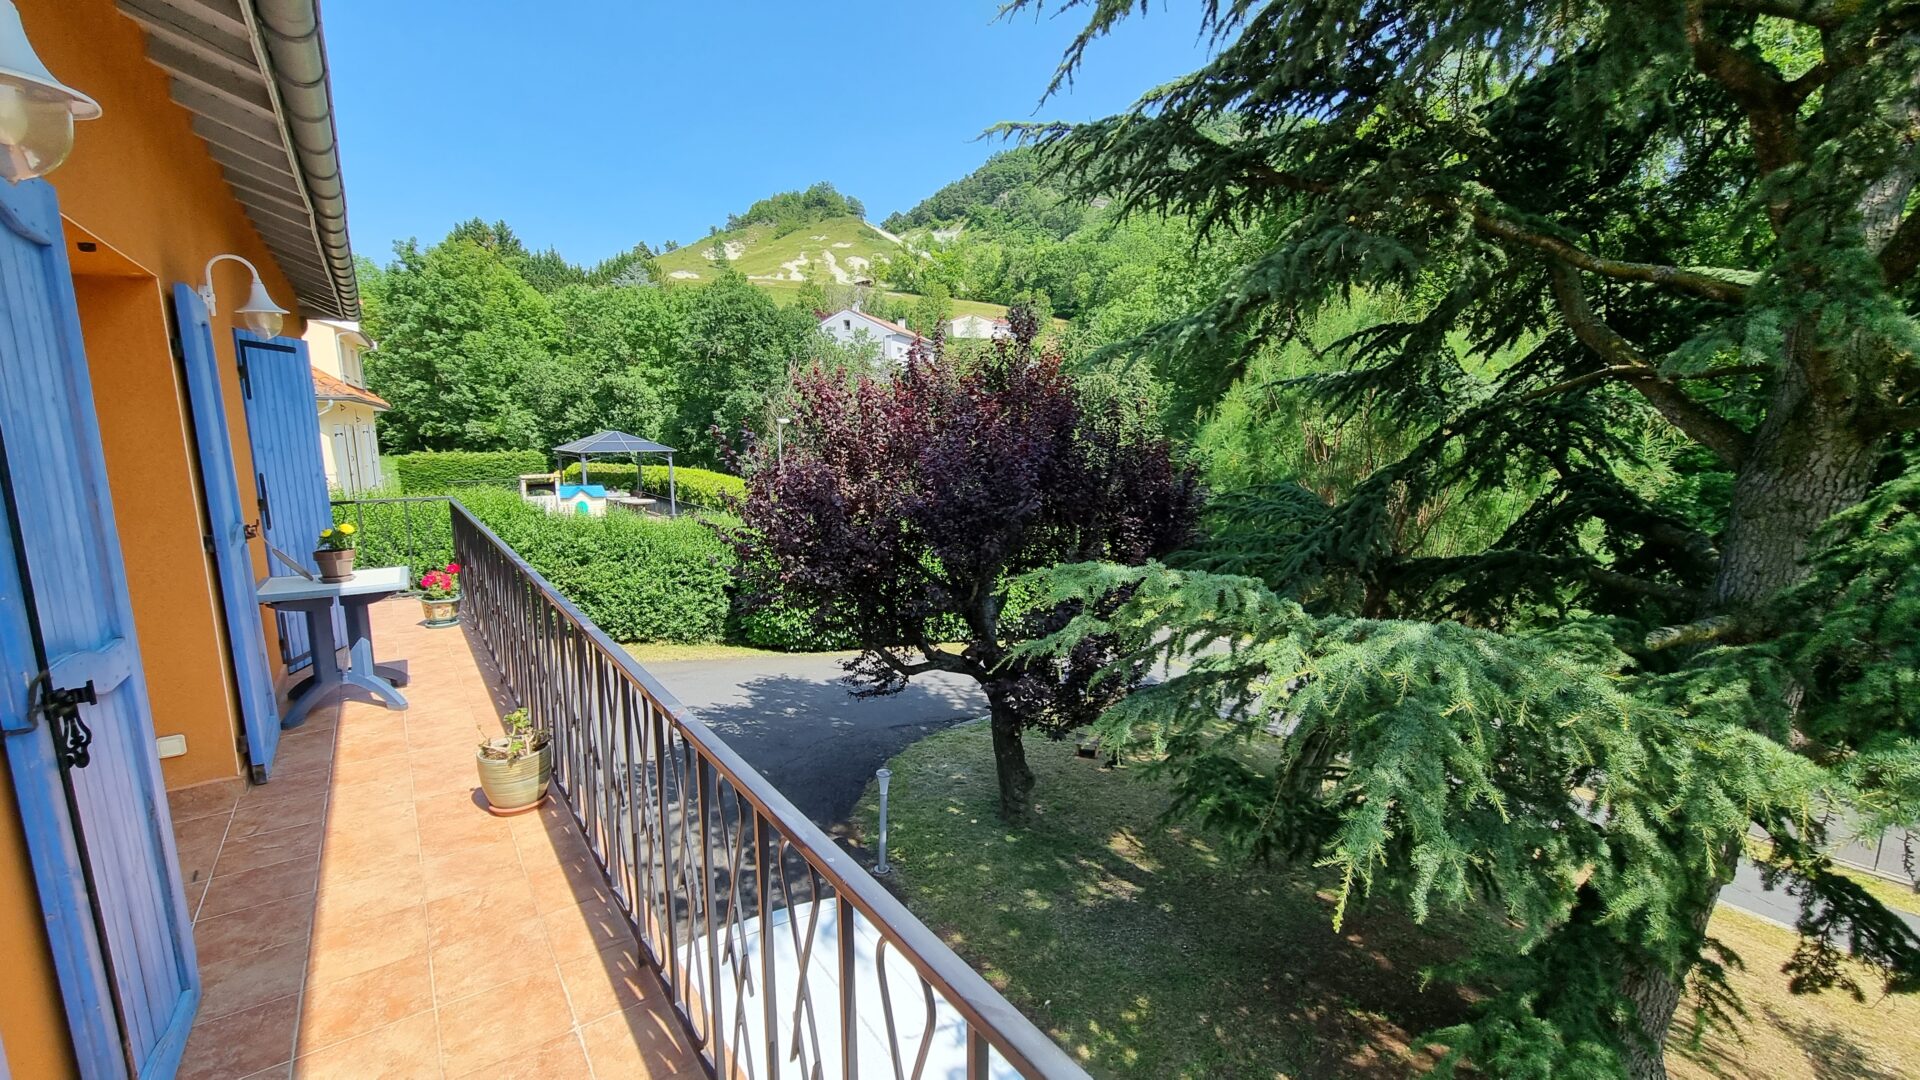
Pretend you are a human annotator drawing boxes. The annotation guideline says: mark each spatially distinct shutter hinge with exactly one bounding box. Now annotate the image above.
[236,352,251,398]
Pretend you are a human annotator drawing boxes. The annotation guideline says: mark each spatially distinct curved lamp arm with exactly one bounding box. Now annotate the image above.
[199,253,289,337]
[199,253,263,317]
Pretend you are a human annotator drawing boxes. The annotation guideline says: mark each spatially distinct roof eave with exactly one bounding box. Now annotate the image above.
[119,0,358,319]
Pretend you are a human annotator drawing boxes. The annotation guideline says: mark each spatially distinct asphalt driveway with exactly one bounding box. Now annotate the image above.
[643,651,986,829]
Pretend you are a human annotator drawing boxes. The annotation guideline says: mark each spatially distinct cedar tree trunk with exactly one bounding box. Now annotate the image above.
[1618,355,1878,1080]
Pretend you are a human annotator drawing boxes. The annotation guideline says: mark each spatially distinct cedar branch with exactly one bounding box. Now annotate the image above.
[1547,264,1752,466]
[1472,209,1750,304]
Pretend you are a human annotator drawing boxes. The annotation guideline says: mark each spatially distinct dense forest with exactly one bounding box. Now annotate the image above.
[358,219,835,467]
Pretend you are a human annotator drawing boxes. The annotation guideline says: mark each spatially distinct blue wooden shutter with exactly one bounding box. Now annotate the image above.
[0,180,197,1079]
[238,334,337,667]
[175,285,283,779]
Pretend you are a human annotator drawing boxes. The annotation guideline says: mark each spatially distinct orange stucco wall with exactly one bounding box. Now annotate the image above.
[0,2,330,1072]
[0,768,79,1079]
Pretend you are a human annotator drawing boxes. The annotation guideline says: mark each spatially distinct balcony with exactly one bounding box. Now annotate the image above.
[168,597,699,1077]
[164,502,1083,1079]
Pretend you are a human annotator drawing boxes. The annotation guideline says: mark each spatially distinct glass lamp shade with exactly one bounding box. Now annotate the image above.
[0,1,99,182]
[0,84,74,182]
[241,307,284,339]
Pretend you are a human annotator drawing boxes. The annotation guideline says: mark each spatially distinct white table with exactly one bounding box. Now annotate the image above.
[257,565,410,728]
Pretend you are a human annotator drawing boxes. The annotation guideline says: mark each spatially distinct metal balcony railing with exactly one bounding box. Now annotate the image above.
[448,501,1088,1080]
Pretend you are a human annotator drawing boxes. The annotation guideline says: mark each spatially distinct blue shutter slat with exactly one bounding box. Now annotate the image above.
[241,333,341,661]
[175,285,284,779]
[0,178,198,1080]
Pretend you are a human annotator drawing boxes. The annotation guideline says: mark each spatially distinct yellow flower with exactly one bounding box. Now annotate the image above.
[338,522,357,535]
[320,528,334,539]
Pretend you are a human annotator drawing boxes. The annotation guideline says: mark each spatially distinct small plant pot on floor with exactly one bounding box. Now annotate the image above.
[476,709,550,814]
[421,593,461,628]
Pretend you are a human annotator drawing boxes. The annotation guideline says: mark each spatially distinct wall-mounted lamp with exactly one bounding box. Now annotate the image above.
[201,254,289,338]
[0,0,99,182]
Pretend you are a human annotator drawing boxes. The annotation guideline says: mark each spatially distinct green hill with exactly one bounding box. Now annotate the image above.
[653,212,1056,329]
[654,215,905,289]
[882,147,1090,241]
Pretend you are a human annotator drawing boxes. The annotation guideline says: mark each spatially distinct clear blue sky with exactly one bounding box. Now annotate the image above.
[325,1,1214,267]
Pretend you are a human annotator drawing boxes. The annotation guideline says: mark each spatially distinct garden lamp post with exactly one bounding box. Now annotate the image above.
[775,416,791,469]
[873,767,893,875]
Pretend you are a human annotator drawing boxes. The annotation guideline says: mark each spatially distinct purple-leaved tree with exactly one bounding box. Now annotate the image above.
[730,309,1200,818]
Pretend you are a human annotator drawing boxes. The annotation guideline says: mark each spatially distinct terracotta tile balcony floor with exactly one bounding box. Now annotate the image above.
[166,599,703,1079]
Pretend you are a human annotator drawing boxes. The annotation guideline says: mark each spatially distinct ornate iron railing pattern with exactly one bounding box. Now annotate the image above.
[451,502,1088,1080]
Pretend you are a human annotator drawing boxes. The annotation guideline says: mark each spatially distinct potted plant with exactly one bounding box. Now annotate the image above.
[314,521,357,582]
[475,708,550,814]
[418,562,461,627]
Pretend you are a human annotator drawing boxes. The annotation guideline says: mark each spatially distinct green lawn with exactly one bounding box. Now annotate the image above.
[621,641,794,665]
[850,724,1491,1078]
[653,218,1061,328]
[852,724,1920,1079]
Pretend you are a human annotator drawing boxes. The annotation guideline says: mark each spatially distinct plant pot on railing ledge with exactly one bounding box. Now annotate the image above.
[418,562,462,627]
[476,708,551,814]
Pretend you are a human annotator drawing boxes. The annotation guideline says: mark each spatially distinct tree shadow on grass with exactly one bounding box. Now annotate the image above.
[851,728,1491,1079]
[1672,1001,1907,1080]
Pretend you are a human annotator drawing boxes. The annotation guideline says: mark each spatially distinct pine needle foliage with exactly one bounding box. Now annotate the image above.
[1001,0,1920,1075]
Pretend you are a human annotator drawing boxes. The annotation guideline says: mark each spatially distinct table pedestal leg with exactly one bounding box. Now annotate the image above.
[342,596,407,710]
[280,599,341,729]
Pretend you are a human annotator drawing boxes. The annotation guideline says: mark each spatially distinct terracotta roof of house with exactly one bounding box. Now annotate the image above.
[312,367,389,410]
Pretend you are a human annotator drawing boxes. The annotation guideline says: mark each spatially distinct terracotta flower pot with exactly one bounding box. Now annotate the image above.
[420,593,462,628]
[476,742,552,814]
[313,548,355,582]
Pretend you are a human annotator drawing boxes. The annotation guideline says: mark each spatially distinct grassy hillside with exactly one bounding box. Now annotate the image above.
[654,215,902,287]
[655,214,1059,327]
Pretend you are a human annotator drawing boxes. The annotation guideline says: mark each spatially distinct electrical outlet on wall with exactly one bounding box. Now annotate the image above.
[155,734,187,759]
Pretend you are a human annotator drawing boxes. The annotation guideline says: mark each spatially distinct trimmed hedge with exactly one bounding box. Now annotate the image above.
[559,462,746,512]
[331,496,455,579]
[394,450,549,493]
[731,598,859,652]
[331,484,832,648]
[455,489,732,643]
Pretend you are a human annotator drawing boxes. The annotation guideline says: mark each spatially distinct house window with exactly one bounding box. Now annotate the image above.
[842,319,850,330]
[341,342,363,385]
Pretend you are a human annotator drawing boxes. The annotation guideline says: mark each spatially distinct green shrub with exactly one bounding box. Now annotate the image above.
[559,461,639,490]
[331,495,455,578]
[332,483,828,647]
[731,600,859,651]
[394,450,550,493]
[456,489,732,643]
[559,462,745,511]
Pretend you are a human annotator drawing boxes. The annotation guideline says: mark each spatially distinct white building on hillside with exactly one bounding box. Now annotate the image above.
[947,313,1011,340]
[302,319,388,494]
[819,307,921,363]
